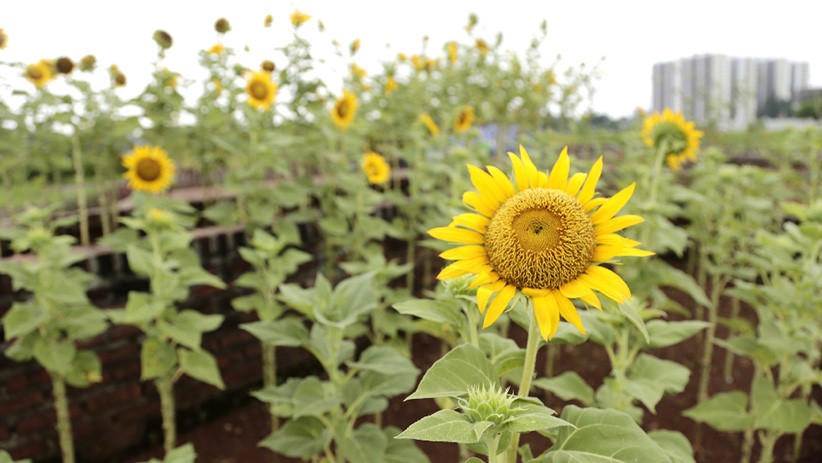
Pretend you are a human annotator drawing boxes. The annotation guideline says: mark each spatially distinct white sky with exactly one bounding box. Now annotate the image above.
[2,0,820,118]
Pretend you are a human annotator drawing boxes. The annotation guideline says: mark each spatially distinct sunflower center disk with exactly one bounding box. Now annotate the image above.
[485,188,596,290]
[251,82,269,100]
[337,102,349,118]
[136,158,162,181]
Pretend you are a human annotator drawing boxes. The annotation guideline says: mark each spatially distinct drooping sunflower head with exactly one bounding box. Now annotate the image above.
[122,146,176,194]
[351,63,366,79]
[24,60,54,88]
[362,151,391,185]
[350,38,361,55]
[419,113,440,136]
[290,9,311,28]
[79,55,96,72]
[153,29,173,50]
[245,71,277,110]
[428,146,652,340]
[331,90,358,129]
[214,18,231,34]
[454,106,475,133]
[641,109,703,171]
[475,38,490,56]
[55,57,74,75]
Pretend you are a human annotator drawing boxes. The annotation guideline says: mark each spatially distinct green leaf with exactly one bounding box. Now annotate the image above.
[241,317,308,347]
[535,406,672,462]
[532,372,595,406]
[0,449,32,463]
[751,376,812,434]
[646,320,710,348]
[158,311,223,350]
[384,426,431,463]
[505,400,570,434]
[291,377,341,418]
[159,443,197,463]
[338,423,388,463]
[178,348,225,389]
[626,355,691,413]
[349,345,420,377]
[33,337,76,376]
[123,292,165,324]
[396,409,481,444]
[715,336,778,366]
[479,332,524,378]
[683,391,753,431]
[259,416,327,459]
[141,337,177,380]
[2,300,45,338]
[178,266,225,289]
[64,350,102,388]
[407,343,496,400]
[617,299,649,343]
[126,244,156,277]
[648,430,695,463]
[392,298,464,326]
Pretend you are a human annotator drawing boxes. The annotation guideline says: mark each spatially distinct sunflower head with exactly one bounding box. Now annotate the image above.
[419,113,440,136]
[350,38,361,55]
[362,152,391,185]
[454,106,475,133]
[264,14,273,28]
[331,90,358,129]
[214,18,231,34]
[475,38,490,55]
[261,60,276,72]
[0,28,8,49]
[384,76,398,94]
[245,71,277,110]
[428,146,652,340]
[109,65,127,87]
[55,57,74,75]
[351,63,366,79]
[447,42,458,65]
[153,29,173,50]
[122,146,176,194]
[79,55,96,72]
[290,10,311,28]
[25,60,54,88]
[641,109,703,171]
[207,43,225,56]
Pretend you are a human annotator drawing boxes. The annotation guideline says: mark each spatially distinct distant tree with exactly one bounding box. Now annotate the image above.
[795,98,822,119]
[758,97,794,118]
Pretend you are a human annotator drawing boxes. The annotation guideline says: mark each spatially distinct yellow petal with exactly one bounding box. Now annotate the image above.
[590,183,637,225]
[518,146,540,189]
[536,171,549,188]
[547,146,570,191]
[482,284,517,328]
[577,156,602,205]
[566,172,586,197]
[467,165,506,204]
[582,266,631,302]
[440,245,486,260]
[508,152,529,191]
[614,247,655,257]
[595,215,645,236]
[486,165,516,199]
[554,290,585,334]
[428,226,485,244]
[532,295,559,340]
[450,213,490,233]
[579,290,602,310]
[596,233,624,246]
[437,262,470,280]
[463,191,496,217]
[477,280,506,316]
[470,271,500,288]
[592,245,621,262]
[583,197,608,212]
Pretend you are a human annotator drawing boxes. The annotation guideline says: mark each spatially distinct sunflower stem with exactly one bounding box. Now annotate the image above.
[722,296,741,383]
[70,131,90,247]
[505,305,541,463]
[51,373,75,463]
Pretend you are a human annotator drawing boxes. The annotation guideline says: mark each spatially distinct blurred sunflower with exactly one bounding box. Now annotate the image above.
[362,151,391,185]
[0,28,8,49]
[428,146,652,340]
[207,43,225,56]
[351,63,366,79]
[264,14,273,28]
[24,60,54,88]
[384,76,398,94]
[331,90,357,128]
[475,38,489,55]
[122,146,175,194]
[290,10,311,28]
[419,113,440,136]
[447,42,458,64]
[454,106,475,133]
[245,71,277,110]
[640,109,703,171]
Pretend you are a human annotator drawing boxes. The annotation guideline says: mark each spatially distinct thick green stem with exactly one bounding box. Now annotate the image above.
[505,307,542,463]
[757,431,780,463]
[722,297,741,383]
[544,343,559,380]
[50,373,75,463]
[70,133,90,246]
[156,376,177,455]
[741,428,755,463]
[487,433,502,463]
[698,275,722,404]
[262,343,279,431]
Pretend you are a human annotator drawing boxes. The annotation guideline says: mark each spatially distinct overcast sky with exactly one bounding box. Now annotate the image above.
[2,0,819,118]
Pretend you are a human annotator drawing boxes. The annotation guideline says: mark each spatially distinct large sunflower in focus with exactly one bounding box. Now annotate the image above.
[641,109,703,170]
[122,146,176,194]
[331,90,357,128]
[429,147,652,340]
[246,71,277,110]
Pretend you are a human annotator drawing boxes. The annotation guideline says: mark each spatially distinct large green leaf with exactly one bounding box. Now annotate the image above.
[240,317,308,347]
[532,372,595,406]
[533,406,672,462]
[505,400,570,434]
[33,337,76,376]
[392,298,464,326]
[751,376,812,434]
[259,416,328,459]
[291,377,341,418]
[140,337,177,380]
[683,391,753,431]
[648,430,695,463]
[625,354,690,413]
[338,424,388,463]
[395,409,484,444]
[645,320,710,349]
[178,348,225,389]
[2,300,45,339]
[384,426,430,463]
[407,343,496,400]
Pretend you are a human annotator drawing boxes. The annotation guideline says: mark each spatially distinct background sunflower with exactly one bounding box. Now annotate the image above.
[122,145,176,194]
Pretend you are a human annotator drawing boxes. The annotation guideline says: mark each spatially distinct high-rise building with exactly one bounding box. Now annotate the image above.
[652,55,810,130]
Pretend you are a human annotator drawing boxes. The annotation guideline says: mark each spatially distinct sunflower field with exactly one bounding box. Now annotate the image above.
[1,9,820,463]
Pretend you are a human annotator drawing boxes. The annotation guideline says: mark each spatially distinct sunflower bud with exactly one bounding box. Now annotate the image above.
[23,227,52,252]
[441,274,476,297]
[214,18,231,33]
[457,384,522,425]
[261,60,276,72]
[153,29,173,49]
[264,14,273,28]
[79,55,96,72]
[147,208,174,229]
[55,57,74,75]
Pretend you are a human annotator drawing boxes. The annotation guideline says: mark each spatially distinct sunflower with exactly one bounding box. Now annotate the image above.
[428,146,652,340]
[475,38,490,55]
[207,43,225,56]
[331,90,358,128]
[0,28,8,49]
[245,71,277,110]
[640,109,703,171]
[264,14,273,27]
[351,63,366,79]
[447,42,458,65]
[419,113,440,136]
[122,146,176,194]
[24,60,54,88]
[290,9,311,28]
[454,106,475,133]
[384,76,398,94]
[362,151,391,185]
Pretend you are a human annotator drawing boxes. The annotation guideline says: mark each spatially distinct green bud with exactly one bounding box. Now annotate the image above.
[457,384,523,425]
